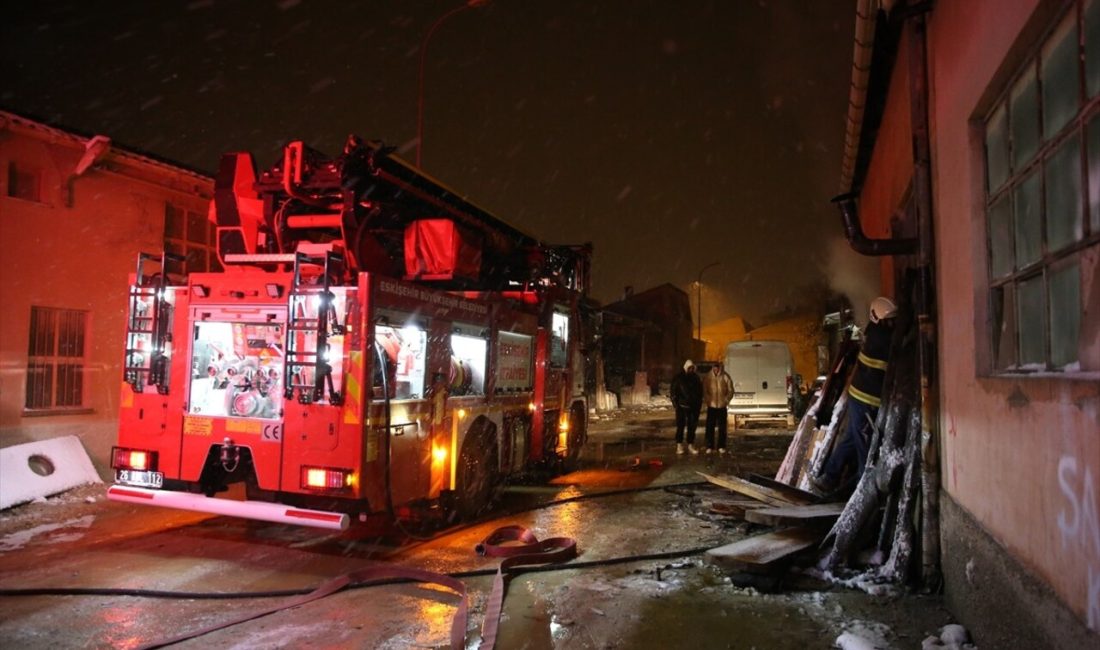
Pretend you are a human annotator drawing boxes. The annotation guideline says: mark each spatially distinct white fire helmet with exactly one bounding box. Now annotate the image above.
[870,296,898,323]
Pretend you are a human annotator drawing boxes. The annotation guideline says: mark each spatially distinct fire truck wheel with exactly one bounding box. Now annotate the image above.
[456,419,499,520]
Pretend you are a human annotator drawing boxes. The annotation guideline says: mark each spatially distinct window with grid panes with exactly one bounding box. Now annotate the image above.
[25,307,88,411]
[983,1,1100,373]
[164,202,219,276]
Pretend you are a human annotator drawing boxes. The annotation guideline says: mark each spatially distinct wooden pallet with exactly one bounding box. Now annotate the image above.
[706,527,822,571]
[697,472,795,507]
[748,473,819,505]
[744,502,845,527]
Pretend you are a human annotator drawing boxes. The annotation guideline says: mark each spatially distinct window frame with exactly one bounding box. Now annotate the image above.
[7,161,43,203]
[164,201,219,276]
[981,0,1100,376]
[24,306,92,415]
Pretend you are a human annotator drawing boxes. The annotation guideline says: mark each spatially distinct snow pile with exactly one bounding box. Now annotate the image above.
[0,436,102,510]
[921,624,976,649]
[835,620,892,649]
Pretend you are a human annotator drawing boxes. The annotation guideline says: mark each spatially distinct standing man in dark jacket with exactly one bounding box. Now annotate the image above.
[670,360,703,455]
[815,296,898,492]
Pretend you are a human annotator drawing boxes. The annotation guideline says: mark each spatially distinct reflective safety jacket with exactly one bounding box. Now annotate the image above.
[848,320,891,408]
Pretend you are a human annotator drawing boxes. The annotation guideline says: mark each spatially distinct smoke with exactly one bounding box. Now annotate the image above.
[820,236,879,326]
[685,282,742,330]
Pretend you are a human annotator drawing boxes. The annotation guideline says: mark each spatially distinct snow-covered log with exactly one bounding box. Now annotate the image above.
[877,408,922,582]
[819,399,910,570]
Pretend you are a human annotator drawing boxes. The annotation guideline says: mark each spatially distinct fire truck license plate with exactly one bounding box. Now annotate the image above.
[116,469,164,489]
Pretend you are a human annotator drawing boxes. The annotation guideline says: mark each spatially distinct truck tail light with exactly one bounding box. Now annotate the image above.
[112,446,158,472]
[301,466,354,490]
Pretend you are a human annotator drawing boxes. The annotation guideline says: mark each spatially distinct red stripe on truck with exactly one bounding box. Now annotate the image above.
[285,509,344,523]
[109,487,154,500]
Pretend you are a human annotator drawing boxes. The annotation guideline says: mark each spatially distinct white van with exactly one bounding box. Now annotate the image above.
[724,340,797,427]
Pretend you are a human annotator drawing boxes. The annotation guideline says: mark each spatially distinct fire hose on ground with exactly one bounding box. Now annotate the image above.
[0,480,716,649]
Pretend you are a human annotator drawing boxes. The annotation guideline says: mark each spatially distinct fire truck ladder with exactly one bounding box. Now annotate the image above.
[124,251,184,394]
[284,251,345,405]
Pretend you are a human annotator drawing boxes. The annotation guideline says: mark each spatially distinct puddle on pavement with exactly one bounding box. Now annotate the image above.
[488,558,949,650]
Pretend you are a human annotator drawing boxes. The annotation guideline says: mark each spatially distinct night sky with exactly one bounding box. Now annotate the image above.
[2,1,858,325]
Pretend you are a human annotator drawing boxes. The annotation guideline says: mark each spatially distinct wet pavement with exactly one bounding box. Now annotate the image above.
[0,406,954,649]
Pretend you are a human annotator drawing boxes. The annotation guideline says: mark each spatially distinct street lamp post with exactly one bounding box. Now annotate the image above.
[696,261,720,342]
[416,0,489,168]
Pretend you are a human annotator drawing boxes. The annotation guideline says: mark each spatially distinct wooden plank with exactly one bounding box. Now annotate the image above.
[709,502,747,518]
[748,473,818,505]
[744,502,846,527]
[775,409,816,483]
[706,527,822,569]
[696,472,794,507]
[710,497,769,509]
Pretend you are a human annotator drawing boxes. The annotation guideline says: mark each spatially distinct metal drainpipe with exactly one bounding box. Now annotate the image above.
[906,6,942,592]
[836,0,918,257]
[833,193,918,256]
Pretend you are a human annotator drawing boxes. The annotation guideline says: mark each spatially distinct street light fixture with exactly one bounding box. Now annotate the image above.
[416,0,489,168]
[696,261,720,342]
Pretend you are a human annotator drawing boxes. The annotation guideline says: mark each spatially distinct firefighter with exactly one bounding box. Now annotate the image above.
[670,359,703,455]
[814,296,898,493]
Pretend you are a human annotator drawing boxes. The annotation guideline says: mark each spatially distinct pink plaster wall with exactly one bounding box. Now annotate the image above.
[0,117,212,475]
[927,0,1100,630]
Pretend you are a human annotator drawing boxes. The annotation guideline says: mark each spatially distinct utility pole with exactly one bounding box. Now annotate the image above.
[416,0,489,168]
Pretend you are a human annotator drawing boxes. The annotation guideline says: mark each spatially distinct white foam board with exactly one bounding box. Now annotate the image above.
[0,436,102,510]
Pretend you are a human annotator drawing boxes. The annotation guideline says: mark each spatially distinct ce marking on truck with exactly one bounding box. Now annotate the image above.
[262,424,283,442]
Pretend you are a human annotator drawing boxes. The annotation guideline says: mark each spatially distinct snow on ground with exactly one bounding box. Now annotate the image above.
[0,515,95,552]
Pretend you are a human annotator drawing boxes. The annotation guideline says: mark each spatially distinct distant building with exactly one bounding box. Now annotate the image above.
[602,283,694,393]
[699,315,750,361]
[0,111,213,474]
[840,2,1098,646]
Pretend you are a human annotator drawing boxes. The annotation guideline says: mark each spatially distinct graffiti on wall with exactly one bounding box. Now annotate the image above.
[1056,455,1099,631]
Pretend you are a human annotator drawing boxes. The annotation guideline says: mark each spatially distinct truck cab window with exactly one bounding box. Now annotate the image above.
[550,310,569,368]
[375,324,426,400]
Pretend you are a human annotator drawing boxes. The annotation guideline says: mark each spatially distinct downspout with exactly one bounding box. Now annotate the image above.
[905,5,942,591]
[833,192,918,256]
[837,0,918,257]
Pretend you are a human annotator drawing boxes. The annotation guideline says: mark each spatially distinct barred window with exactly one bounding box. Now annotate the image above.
[164,202,219,276]
[25,306,88,411]
[983,1,1100,373]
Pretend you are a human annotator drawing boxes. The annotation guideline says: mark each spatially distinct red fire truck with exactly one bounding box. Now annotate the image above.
[108,137,592,530]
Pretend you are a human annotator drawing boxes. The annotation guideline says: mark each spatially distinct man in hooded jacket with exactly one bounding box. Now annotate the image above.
[670,360,703,455]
